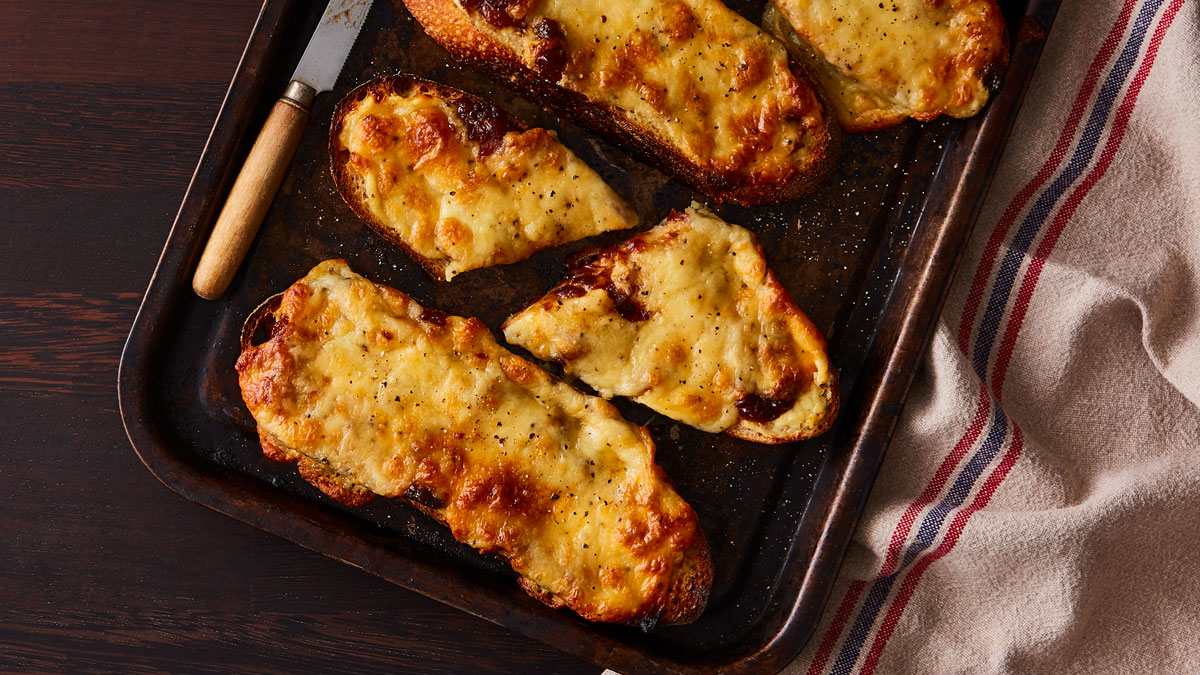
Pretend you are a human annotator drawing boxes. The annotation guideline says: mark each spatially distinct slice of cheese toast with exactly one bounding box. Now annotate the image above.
[236,260,711,626]
[504,205,837,444]
[763,0,1009,132]
[330,75,637,280]
[401,0,837,205]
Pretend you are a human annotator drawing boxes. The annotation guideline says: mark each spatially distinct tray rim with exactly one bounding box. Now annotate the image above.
[118,1,1062,672]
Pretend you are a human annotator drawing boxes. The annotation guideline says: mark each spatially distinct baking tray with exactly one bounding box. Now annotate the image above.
[118,1,1059,672]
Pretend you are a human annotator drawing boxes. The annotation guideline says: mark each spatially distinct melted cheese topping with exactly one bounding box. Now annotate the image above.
[456,0,830,191]
[503,205,835,442]
[236,260,707,624]
[765,0,1006,130]
[336,86,636,280]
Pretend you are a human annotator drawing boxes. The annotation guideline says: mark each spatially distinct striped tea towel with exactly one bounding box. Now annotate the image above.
[607,0,1198,672]
[793,0,1199,672]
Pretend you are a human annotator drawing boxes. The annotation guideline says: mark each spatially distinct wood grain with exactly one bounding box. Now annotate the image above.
[0,293,139,395]
[0,83,229,189]
[0,0,262,85]
[0,608,597,674]
[0,1,597,671]
[193,98,310,299]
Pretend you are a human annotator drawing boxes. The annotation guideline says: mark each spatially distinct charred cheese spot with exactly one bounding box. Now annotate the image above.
[661,2,700,43]
[334,78,637,280]
[237,260,709,624]
[504,205,837,443]
[731,43,769,90]
[462,0,537,27]
[456,0,831,195]
[404,107,454,169]
[765,0,1008,131]
[453,96,517,157]
[434,216,474,258]
[360,114,395,151]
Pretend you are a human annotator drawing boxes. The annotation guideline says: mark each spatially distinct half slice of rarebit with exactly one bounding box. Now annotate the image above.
[762,0,1009,132]
[330,75,637,280]
[236,260,711,625]
[504,204,837,444]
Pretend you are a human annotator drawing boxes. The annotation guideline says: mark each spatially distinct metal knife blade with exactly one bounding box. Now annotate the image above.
[292,0,374,94]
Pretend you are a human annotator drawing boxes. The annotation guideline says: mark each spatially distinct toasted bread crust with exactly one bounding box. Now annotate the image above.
[402,0,838,205]
[661,541,713,624]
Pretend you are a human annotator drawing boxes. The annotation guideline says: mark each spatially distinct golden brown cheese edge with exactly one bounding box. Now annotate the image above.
[330,74,637,280]
[235,260,711,625]
[503,206,838,443]
[764,0,1009,132]
[401,0,838,205]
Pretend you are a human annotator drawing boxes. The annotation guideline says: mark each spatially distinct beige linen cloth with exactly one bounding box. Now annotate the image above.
[788,1,1200,672]
[605,0,1200,672]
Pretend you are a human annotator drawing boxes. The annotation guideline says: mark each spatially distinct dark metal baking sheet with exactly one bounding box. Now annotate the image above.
[118,1,1060,672]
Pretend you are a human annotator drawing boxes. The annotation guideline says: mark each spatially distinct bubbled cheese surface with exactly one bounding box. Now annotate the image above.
[459,0,830,187]
[503,205,836,442]
[235,260,705,623]
[337,90,636,279]
[766,0,1006,130]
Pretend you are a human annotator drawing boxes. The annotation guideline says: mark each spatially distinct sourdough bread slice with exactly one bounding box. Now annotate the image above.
[237,260,712,624]
[330,74,637,280]
[504,204,838,444]
[762,0,1009,132]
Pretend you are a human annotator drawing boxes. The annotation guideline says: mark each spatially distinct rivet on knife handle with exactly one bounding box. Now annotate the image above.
[192,82,314,300]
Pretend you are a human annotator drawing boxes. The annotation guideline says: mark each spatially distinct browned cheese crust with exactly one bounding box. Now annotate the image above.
[504,205,838,443]
[235,260,712,625]
[763,0,1009,132]
[401,0,838,205]
[330,74,637,280]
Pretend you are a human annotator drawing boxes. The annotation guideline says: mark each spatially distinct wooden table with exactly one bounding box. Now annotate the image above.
[0,2,594,671]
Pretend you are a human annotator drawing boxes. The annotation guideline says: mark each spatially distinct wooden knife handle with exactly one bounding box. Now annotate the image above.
[192,96,310,300]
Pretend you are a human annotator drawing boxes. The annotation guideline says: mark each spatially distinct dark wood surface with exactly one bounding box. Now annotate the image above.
[0,2,595,672]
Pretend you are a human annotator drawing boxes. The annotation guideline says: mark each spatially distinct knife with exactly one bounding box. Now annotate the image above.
[192,0,374,300]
